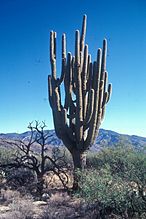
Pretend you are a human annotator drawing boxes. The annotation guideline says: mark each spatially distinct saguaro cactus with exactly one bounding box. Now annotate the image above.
[48,15,112,185]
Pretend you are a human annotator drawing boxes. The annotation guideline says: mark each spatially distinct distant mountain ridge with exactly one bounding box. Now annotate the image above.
[0,129,146,151]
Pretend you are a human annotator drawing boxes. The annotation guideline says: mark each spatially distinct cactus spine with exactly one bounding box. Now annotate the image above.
[48,15,112,177]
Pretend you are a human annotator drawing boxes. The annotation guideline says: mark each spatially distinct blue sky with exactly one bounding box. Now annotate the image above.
[0,0,146,136]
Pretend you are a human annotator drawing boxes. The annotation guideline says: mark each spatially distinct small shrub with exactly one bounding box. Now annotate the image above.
[0,148,15,165]
[87,146,146,191]
[0,188,21,204]
[9,196,34,219]
[6,168,35,190]
[49,192,70,206]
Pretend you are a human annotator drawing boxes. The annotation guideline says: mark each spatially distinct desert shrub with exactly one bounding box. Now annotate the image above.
[87,145,131,171]
[0,188,21,204]
[9,196,34,219]
[0,148,15,169]
[5,168,35,190]
[42,192,82,219]
[0,148,16,190]
[77,146,146,218]
[0,189,34,219]
[77,167,146,217]
[87,146,146,184]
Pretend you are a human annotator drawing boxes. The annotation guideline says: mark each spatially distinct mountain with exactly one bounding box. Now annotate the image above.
[92,129,146,151]
[0,129,146,151]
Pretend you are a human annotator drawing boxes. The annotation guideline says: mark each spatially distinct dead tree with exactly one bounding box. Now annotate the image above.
[0,121,69,194]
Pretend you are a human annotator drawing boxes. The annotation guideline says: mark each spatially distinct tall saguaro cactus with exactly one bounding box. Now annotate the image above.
[48,15,112,185]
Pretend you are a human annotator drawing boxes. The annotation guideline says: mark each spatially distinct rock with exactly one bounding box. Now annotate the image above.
[42,193,50,201]
[33,201,48,206]
[0,205,11,212]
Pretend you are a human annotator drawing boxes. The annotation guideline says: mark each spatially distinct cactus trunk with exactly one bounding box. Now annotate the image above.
[71,149,87,169]
[71,149,87,190]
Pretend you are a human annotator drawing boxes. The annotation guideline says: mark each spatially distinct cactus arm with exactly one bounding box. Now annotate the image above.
[86,54,91,81]
[102,91,108,108]
[50,31,54,62]
[107,83,112,103]
[79,14,87,72]
[69,102,76,131]
[80,14,87,52]
[50,31,56,80]
[52,112,61,139]
[92,61,97,90]
[83,89,94,127]
[75,30,83,143]
[82,44,88,119]
[52,109,73,151]
[64,52,72,109]
[86,60,92,92]
[98,78,105,119]
[72,56,76,95]
[101,39,107,75]
[80,51,83,72]
[51,88,63,138]
[54,88,61,111]
[101,84,112,120]
[48,75,53,108]
[104,71,108,92]
[57,33,66,86]
[53,32,57,59]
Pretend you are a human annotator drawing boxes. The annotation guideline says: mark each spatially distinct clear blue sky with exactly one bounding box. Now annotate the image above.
[0,0,146,137]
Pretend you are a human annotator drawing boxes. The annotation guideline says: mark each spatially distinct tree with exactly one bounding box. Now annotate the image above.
[48,15,112,189]
[0,121,69,195]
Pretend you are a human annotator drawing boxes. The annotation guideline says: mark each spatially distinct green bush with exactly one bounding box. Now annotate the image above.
[0,148,15,165]
[0,148,16,181]
[87,146,146,184]
[77,146,146,218]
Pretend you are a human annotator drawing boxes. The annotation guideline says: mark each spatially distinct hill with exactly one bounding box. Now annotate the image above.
[0,129,146,151]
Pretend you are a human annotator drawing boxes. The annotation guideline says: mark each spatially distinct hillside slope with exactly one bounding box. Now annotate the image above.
[0,129,146,151]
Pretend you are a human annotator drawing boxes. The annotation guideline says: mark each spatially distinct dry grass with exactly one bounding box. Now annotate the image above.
[9,197,34,219]
[49,192,71,206]
[0,189,21,204]
[44,171,73,189]
[0,190,34,219]
[0,187,94,219]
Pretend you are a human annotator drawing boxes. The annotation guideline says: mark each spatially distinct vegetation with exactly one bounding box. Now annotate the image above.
[0,138,146,218]
[77,146,146,218]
